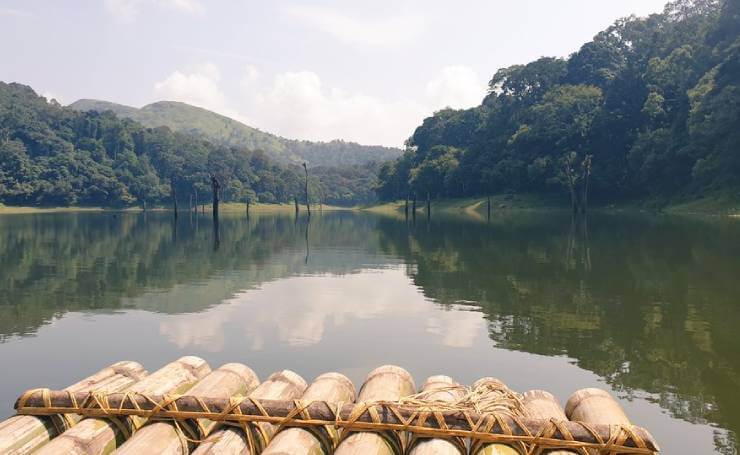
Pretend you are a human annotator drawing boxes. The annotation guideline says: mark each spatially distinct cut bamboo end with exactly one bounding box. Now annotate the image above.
[334,365,415,455]
[408,375,465,455]
[356,365,416,402]
[66,361,148,393]
[115,362,259,455]
[32,356,210,455]
[565,388,630,426]
[4,360,661,454]
[300,372,356,403]
[0,362,148,455]
[417,375,464,402]
[522,390,567,421]
[263,372,355,455]
[192,369,308,454]
[471,377,523,455]
[522,390,576,455]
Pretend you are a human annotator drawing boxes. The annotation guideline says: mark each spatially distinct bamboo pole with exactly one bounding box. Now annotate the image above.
[192,370,307,454]
[522,390,575,455]
[263,372,356,455]
[115,363,259,455]
[0,362,147,455]
[407,375,465,455]
[14,393,659,453]
[334,365,415,455]
[471,378,521,455]
[565,388,630,426]
[33,357,210,455]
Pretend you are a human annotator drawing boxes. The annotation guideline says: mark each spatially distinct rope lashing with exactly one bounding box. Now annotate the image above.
[14,389,659,454]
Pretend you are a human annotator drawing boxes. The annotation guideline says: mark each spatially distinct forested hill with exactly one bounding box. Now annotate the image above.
[0,82,380,207]
[69,99,402,168]
[377,0,740,207]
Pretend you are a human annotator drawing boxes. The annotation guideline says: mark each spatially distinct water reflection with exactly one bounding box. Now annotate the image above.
[0,210,738,454]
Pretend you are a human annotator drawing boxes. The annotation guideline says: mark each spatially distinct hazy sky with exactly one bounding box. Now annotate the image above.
[1,0,671,146]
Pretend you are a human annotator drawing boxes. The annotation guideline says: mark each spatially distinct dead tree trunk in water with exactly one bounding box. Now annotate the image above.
[562,152,581,214]
[171,177,178,219]
[303,163,311,217]
[193,187,198,212]
[142,200,147,212]
[412,194,417,221]
[246,199,250,218]
[561,152,593,214]
[404,195,409,220]
[581,155,592,214]
[189,194,193,212]
[487,195,491,221]
[426,193,431,221]
[294,197,299,215]
[211,175,220,223]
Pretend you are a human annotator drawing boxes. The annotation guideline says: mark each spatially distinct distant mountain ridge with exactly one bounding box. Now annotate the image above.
[69,99,402,167]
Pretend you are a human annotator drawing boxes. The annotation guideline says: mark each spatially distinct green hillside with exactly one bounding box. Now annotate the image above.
[0,82,381,207]
[69,99,401,167]
[376,0,740,209]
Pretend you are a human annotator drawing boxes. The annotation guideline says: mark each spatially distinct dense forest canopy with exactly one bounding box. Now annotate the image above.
[0,83,380,206]
[69,99,402,168]
[377,0,740,206]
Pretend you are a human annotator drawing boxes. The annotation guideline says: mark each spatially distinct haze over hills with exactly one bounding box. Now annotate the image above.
[69,99,402,168]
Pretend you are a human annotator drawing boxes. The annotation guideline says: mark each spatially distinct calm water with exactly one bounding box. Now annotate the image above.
[0,210,738,454]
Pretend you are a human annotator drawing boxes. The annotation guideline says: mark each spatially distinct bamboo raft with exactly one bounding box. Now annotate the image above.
[0,357,659,454]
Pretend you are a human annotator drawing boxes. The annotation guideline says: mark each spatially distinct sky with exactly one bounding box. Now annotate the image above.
[1,0,671,147]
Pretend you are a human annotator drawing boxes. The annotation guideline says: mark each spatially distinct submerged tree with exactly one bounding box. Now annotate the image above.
[560,152,593,213]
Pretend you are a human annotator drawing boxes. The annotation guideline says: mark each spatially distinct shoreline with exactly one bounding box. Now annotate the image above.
[0,202,349,215]
[2,194,739,217]
[362,194,740,217]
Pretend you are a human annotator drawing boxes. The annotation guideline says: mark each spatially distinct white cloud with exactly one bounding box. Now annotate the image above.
[157,268,488,351]
[154,62,226,110]
[42,92,65,105]
[152,62,486,147]
[159,0,203,14]
[240,64,260,91]
[105,0,203,21]
[282,4,425,46]
[245,69,425,146]
[105,0,144,21]
[426,65,487,110]
[0,7,32,17]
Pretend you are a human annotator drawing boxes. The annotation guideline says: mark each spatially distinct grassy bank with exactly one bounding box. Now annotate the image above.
[0,202,348,215]
[0,205,106,214]
[365,193,740,217]
[365,194,569,218]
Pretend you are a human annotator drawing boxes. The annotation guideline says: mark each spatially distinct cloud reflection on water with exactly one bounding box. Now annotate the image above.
[159,267,486,351]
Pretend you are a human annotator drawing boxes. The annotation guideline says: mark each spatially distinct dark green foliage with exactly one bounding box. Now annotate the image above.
[69,99,402,167]
[377,0,740,204]
[0,83,378,206]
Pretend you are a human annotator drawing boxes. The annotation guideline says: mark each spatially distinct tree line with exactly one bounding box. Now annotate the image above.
[0,82,379,207]
[377,0,740,208]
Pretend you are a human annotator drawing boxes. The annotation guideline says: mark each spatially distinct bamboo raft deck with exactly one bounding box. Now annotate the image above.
[0,357,659,454]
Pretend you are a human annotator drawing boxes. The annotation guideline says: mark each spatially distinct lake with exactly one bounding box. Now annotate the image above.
[0,209,738,454]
